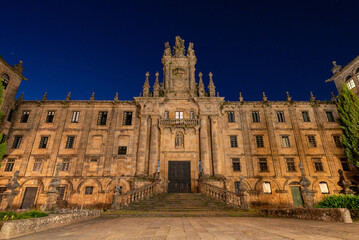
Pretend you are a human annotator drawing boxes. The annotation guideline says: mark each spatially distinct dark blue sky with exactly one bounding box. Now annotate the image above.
[1,0,359,101]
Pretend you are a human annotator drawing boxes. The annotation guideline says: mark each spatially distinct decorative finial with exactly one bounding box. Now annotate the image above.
[262,92,268,102]
[164,42,171,56]
[310,91,315,101]
[198,72,205,97]
[66,92,71,101]
[90,92,95,101]
[153,72,160,97]
[331,92,337,102]
[143,72,150,97]
[187,42,195,56]
[331,60,342,74]
[208,72,216,97]
[13,60,24,73]
[286,91,292,101]
[239,92,244,102]
[332,61,337,67]
[41,92,47,101]
[114,92,119,101]
[18,92,24,101]
[174,36,185,57]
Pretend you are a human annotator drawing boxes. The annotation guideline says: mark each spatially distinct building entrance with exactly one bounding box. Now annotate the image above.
[20,187,38,209]
[168,161,191,193]
[290,186,304,207]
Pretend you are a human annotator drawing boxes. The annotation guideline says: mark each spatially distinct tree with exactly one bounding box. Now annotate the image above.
[337,83,359,168]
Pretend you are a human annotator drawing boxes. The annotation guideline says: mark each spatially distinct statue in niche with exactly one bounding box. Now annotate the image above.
[175,133,184,147]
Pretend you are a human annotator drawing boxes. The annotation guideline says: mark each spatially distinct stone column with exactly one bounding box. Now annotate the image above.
[199,115,211,175]
[210,115,220,175]
[136,114,148,175]
[149,115,160,175]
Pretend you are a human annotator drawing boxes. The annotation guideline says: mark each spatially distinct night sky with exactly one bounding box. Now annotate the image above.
[1,0,359,101]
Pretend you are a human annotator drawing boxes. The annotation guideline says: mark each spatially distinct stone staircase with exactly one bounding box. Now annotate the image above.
[104,193,260,217]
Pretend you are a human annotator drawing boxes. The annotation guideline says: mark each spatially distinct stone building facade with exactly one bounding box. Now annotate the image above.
[0,37,357,209]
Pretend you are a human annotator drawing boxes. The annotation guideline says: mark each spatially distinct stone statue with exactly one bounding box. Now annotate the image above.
[175,133,184,147]
[299,163,314,208]
[174,36,185,57]
[1,171,20,210]
[187,42,195,56]
[237,176,249,210]
[337,169,354,195]
[164,42,171,56]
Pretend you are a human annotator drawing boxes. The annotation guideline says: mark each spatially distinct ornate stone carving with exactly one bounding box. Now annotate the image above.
[187,42,195,56]
[198,72,205,97]
[90,92,95,101]
[286,92,292,102]
[299,163,315,208]
[143,72,150,97]
[163,42,171,56]
[208,72,216,97]
[66,92,71,101]
[41,92,47,101]
[310,91,316,102]
[13,60,24,73]
[239,92,244,102]
[337,169,354,195]
[175,132,184,148]
[173,36,185,58]
[153,72,160,97]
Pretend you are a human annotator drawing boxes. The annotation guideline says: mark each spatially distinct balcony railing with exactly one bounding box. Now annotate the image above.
[159,119,199,127]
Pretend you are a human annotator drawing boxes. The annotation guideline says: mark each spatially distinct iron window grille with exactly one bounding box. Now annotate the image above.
[302,111,310,122]
[123,111,133,125]
[255,135,264,148]
[230,136,238,148]
[20,111,30,123]
[97,111,108,125]
[39,137,48,148]
[232,158,241,171]
[12,136,22,149]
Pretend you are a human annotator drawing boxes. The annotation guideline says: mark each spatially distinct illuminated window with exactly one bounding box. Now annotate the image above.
[282,136,290,148]
[277,111,285,122]
[319,182,329,194]
[175,111,184,119]
[262,182,272,194]
[347,79,355,89]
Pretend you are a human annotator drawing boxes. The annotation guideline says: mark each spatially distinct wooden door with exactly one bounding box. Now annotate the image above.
[290,186,304,207]
[168,161,191,193]
[21,187,38,209]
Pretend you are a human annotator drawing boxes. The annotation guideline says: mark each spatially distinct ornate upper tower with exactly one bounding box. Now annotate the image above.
[161,36,197,98]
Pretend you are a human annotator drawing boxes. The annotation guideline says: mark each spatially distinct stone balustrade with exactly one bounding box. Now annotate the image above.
[112,183,157,210]
[200,182,241,208]
[159,119,199,127]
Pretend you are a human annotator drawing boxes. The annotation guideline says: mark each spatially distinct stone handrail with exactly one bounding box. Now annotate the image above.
[111,183,157,210]
[199,182,241,209]
[159,119,199,126]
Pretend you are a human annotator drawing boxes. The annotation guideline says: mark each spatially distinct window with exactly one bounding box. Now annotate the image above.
[262,182,272,194]
[56,187,66,200]
[65,136,75,149]
[71,111,80,123]
[281,136,290,148]
[12,136,22,149]
[286,158,296,172]
[164,111,169,119]
[97,111,107,125]
[313,158,324,172]
[326,111,335,122]
[7,109,14,122]
[340,158,350,171]
[302,111,310,122]
[255,135,264,148]
[277,111,285,122]
[232,158,241,171]
[33,159,42,171]
[123,111,133,125]
[252,111,260,122]
[333,135,343,148]
[259,158,268,172]
[20,111,30,123]
[227,111,235,122]
[1,73,9,89]
[39,136,48,148]
[319,182,329,194]
[157,160,160,173]
[190,111,194,119]
[4,159,15,172]
[85,186,93,195]
[46,111,55,123]
[175,111,184,119]
[61,159,70,171]
[118,146,127,155]
[90,159,98,162]
[307,135,317,147]
[347,79,355,89]
[230,136,238,148]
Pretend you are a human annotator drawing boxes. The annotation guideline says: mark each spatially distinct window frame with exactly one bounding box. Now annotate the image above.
[313,158,324,172]
[46,111,55,123]
[319,182,330,194]
[4,159,15,172]
[333,135,343,148]
[118,146,127,155]
[307,135,317,148]
[32,159,43,172]
[175,111,184,120]
[302,111,310,122]
[259,158,269,172]
[340,158,350,171]
[281,135,290,148]
[326,111,335,122]
[252,111,260,122]
[285,158,296,172]
[227,111,235,123]
[39,136,49,149]
[230,135,238,148]
[232,158,241,172]
[65,136,75,149]
[20,111,30,123]
[255,135,264,148]
[71,111,80,123]
[123,111,133,125]
[12,135,22,149]
[97,111,108,126]
[85,186,94,195]
[276,111,285,122]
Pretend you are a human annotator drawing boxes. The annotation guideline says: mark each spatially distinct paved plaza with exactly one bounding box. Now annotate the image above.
[13,216,359,240]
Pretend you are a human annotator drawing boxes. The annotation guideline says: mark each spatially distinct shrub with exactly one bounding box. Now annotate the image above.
[315,194,359,210]
[0,210,48,221]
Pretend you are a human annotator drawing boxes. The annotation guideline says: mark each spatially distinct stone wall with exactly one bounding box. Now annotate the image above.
[261,208,352,223]
[0,209,101,239]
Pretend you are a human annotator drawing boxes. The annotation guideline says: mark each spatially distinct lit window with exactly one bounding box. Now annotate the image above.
[302,111,310,122]
[12,136,22,149]
[232,158,241,171]
[307,135,317,147]
[286,158,296,172]
[252,111,260,122]
[277,111,285,122]
[282,136,290,148]
[71,111,80,123]
[46,111,55,123]
[319,182,329,194]
[97,111,107,125]
[262,182,272,194]
[255,135,264,148]
[230,136,238,148]
[347,79,355,89]
[227,111,235,122]
[85,186,93,195]
[175,111,184,119]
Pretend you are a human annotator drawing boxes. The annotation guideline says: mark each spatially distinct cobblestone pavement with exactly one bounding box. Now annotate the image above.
[13,217,359,240]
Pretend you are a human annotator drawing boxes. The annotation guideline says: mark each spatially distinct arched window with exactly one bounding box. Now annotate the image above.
[319,182,329,194]
[356,67,359,74]
[345,74,356,89]
[345,75,352,81]
[262,181,272,194]
[1,73,9,89]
